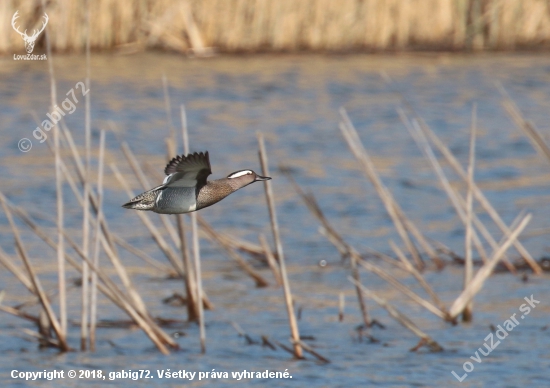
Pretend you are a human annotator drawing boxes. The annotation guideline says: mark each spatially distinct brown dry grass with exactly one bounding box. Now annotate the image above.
[2,0,550,54]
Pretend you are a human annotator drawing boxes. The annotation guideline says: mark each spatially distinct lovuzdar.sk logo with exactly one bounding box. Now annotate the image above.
[12,10,48,60]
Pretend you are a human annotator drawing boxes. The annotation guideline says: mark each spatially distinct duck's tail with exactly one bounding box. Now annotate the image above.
[122,187,159,211]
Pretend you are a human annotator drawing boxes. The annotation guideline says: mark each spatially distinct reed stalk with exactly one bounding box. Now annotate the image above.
[1,201,69,351]
[258,234,282,286]
[41,0,67,339]
[179,105,205,351]
[1,196,176,353]
[0,244,34,293]
[338,292,345,322]
[388,241,447,315]
[81,0,92,350]
[349,277,443,352]
[462,106,476,322]
[191,209,206,353]
[418,118,542,274]
[179,104,198,321]
[283,170,371,328]
[198,217,269,287]
[357,256,448,321]
[404,115,524,275]
[113,235,175,275]
[89,130,105,350]
[500,86,550,165]
[257,133,303,359]
[449,213,532,319]
[400,113,490,264]
[339,109,427,270]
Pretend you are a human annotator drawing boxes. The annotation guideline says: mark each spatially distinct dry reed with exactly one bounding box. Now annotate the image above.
[449,213,532,318]
[349,277,443,352]
[80,0,92,352]
[257,133,303,359]
[179,105,206,353]
[339,109,444,269]
[462,106,476,322]
[282,169,371,328]
[418,120,542,274]
[41,0,67,341]
[3,1,550,53]
[1,200,69,351]
[89,129,105,350]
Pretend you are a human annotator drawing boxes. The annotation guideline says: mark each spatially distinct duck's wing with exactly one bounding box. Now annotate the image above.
[162,151,212,188]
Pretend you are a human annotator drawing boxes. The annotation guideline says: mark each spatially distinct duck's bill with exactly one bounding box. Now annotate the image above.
[255,175,271,181]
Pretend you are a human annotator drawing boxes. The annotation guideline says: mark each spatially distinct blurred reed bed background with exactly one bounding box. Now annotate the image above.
[1,0,550,54]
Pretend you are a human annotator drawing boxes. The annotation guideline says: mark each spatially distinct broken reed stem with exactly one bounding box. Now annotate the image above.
[191,211,206,353]
[75,239,173,354]
[339,109,428,270]
[419,119,542,274]
[90,129,105,351]
[282,169,371,327]
[81,0,92,350]
[257,133,303,359]
[290,339,330,363]
[259,234,282,286]
[357,256,449,321]
[179,103,198,322]
[400,112,488,264]
[0,244,34,293]
[410,117,520,273]
[405,115,520,273]
[1,196,174,353]
[500,86,550,164]
[98,224,148,316]
[177,215,198,321]
[113,235,174,274]
[42,0,67,339]
[462,105,476,322]
[364,247,409,272]
[0,305,39,324]
[338,292,345,322]
[449,213,532,319]
[198,217,269,287]
[317,226,371,326]
[1,201,69,351]
[349,277,443,352]
[388,241,447,315]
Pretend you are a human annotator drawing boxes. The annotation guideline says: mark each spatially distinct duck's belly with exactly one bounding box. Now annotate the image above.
[154,187,197,214]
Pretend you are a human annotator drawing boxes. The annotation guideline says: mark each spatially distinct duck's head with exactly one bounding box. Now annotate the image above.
[226,169,271,189]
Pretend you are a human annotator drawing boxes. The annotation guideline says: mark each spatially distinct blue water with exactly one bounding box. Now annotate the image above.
[1,53,550,387]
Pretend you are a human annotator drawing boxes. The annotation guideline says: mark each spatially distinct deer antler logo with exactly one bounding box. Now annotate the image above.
[12,11,49,54]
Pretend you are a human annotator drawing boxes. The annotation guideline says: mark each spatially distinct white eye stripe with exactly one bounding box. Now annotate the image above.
[228,170,252,178]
